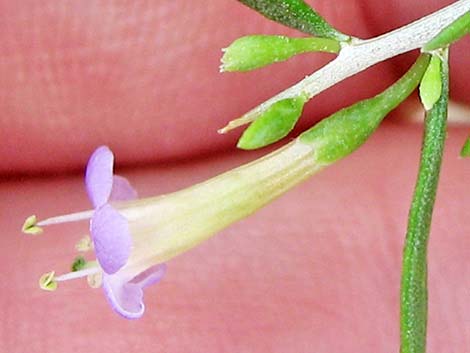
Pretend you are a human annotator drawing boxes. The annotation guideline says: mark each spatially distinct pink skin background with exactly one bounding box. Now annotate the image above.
[0,0,469,352]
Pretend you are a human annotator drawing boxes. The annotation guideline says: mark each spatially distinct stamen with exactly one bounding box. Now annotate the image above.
[36,210,94,227]
[75,235,93,252]
[22,215,43,235]
[55,266,101,282]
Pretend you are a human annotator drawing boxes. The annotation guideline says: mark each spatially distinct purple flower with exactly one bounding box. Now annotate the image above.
[30,146,166,319]
[85,146,167,319]
[24,139,322,319]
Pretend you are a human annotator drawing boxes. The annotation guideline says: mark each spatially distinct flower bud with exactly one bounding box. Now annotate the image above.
[220,35,339,72]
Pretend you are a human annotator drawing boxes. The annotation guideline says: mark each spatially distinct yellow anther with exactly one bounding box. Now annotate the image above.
[22,215,43,235]
[75,235,93,252]
[39,271,58,291]
[87,272,103,288]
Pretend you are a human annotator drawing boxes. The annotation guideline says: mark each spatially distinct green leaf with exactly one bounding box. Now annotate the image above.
[237,0,350,41]
[460,137,470,157]
[419,54,442,111]
[424,12,470,51]
[237,96,306,149]
[221,35,340,72]
[299,54,431,164]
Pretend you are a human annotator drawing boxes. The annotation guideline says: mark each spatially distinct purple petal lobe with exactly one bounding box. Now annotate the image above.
[130,263,167,289]
[102,264,166,319]
[90,204,131,274]
[102,274,145,319]
[86,146,114,208]
[110,175,138,202]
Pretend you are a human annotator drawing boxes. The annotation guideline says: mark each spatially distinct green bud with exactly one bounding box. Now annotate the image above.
[419,54,442,111]
[237,96,306,150]
[300,54,431,164]
[221,35,340,72]
[460,137,470,158]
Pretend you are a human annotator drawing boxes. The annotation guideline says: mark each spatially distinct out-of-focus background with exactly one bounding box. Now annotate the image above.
[1,1,469,352]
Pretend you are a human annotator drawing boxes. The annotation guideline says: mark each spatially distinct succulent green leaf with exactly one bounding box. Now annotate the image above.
[300,54,431,164]
[460,137,470,157]
[237,0,349,41]
[237,96,306,150]
[424,12,470,51]
[400,48,449,353]
[221,35,340,72]
[419,54,442,111]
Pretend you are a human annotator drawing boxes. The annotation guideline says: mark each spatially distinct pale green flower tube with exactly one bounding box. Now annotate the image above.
[118,139,322,268]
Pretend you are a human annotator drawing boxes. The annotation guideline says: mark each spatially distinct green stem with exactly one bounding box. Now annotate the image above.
[424,12,470,51]
[400,49,449,353]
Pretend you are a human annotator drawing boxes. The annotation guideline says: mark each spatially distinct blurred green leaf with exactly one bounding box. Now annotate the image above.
[460,137,470,157]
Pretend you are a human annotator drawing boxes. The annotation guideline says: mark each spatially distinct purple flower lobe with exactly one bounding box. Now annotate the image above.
[103,264,166,319]
[90,204,132,274]
[110,175,138,202]
[85,146,114,208]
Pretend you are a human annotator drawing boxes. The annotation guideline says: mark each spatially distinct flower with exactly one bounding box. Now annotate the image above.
[23,140,322,319]
[86,146,166,319]
[26,146,167,319]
